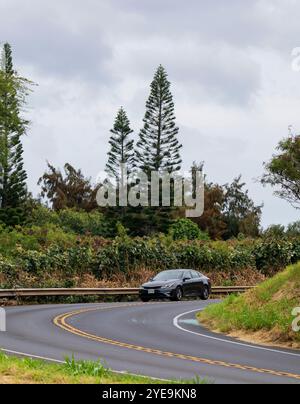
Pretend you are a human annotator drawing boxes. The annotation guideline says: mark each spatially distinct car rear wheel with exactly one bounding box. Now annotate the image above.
[200,285,210,301]
[171,286,183,302]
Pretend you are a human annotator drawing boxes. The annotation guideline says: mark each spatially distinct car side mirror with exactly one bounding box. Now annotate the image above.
[183,277,191,282]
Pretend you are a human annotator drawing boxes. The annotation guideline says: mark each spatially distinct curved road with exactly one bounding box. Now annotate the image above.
[0,300,300,384]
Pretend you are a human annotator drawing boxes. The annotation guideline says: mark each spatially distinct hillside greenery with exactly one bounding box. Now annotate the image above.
[198,263,300,348]
[0,207,299,289]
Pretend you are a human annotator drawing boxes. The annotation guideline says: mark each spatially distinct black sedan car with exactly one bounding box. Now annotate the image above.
[139,269,211,302]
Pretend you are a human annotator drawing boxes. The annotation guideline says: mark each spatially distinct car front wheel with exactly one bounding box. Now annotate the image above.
[171,286,183,302]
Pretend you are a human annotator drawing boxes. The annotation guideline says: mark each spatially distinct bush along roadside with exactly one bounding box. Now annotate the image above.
[0,224,300,289]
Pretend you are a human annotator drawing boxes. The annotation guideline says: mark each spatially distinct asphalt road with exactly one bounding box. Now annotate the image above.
[0,300,300,384]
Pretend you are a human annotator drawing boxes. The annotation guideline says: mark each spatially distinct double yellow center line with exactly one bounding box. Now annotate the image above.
[53,303,300,382]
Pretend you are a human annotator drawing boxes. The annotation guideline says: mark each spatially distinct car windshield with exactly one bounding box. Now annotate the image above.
[153,271,184,281]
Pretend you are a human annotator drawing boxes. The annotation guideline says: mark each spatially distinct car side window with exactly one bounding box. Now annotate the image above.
[191,271,199,279]
[184,271,192,279]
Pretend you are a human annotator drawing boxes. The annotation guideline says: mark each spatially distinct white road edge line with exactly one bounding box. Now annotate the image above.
[173,308,300,358]
[1,348,64,363]
[0,348,170,382]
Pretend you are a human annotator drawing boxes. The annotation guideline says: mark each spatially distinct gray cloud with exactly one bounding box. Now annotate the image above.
[1,0,112,81]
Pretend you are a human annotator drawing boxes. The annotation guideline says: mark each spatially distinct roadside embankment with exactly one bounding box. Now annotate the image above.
[198,263,300,349]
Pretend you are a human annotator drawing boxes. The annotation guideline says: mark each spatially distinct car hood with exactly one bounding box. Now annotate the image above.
[142,280,179,288]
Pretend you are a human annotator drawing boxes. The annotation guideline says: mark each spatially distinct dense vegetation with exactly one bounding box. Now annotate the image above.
[0,206,300,290]
[198,263,300,348]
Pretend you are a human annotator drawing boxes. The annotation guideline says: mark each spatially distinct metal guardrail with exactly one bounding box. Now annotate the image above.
[0,286,254,298]
[211,286,255,294]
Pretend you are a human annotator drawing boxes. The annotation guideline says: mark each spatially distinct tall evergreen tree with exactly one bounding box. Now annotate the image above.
[130,66,183,235]
[135,65,182,174]
[105,107,134,179]
[0,43,30,225]
[103,108,135,230]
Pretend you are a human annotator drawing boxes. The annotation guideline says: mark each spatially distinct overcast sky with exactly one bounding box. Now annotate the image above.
[1,0,300,227]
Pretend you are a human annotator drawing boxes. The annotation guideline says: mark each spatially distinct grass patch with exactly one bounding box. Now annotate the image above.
[198,263,300,348]
[0,353,209,384]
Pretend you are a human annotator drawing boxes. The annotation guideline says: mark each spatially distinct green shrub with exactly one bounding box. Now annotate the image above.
[27,206,60,227]
[253,240,295,274]
[0,225,40,255]
[0,254,16,276]
[21,224,77,248]
[15,245,94,275]
[291,239,300,263]
[57,210,108,236]
[67,245,93,274]
[93,237,177,276]
[170,219,209,241]
[28,207,112,237]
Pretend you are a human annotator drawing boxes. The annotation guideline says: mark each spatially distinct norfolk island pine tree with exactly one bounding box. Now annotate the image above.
[104,107,135,230]
[0,43,30,225]
[105,107,135,182]
[134,65,183,234]
[135,65,182,174]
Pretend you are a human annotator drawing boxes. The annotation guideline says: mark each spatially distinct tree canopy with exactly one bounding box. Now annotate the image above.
[262,133,300,209]
[38,163,99,212]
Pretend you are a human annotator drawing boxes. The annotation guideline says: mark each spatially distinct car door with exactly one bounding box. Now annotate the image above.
[182,271,194,296]
[191,270,203,295]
